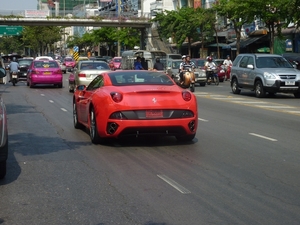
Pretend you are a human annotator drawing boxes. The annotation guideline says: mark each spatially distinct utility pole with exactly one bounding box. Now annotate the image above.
[117,0,121,56]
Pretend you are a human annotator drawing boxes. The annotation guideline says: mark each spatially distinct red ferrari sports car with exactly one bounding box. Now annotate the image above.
[73,70,198,144]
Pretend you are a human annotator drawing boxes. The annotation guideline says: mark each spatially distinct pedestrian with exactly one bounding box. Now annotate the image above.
[134,56,144,70]
[141,57,148,70]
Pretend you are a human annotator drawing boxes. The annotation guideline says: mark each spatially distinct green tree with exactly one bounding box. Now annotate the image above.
[152,7,201,56]
[213,0,256,55]
[252,0,290,53]
[0,36,23,55]
[22,26,62,56]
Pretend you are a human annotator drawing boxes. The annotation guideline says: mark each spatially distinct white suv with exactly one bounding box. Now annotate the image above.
[230,54,300,98]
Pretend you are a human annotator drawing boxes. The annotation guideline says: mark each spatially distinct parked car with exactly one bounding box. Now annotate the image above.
[17,58,34,81]
[0,67,8,179]
[213,59,227,82]
[111,57,122,70]
[27,60,63,88]
[73,70,198,144]
[68,60,111,92]
[62,57,76,73]
[230,53,300,98]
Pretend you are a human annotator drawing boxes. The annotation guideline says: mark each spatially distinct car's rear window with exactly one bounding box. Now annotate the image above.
[64,58,73,62]
[80,62,110,70]
[109,71,174,86]
[113,58,121,62]
[18,60,33,66]
[34,61,59,68]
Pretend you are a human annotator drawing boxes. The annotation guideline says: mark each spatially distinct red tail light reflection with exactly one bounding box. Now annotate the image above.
[78,73,86,77]
[182,91,192,101]
[110,92,123,103]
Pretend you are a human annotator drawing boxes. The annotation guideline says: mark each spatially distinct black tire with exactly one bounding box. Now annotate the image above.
[190,83,195,92]
[200,82,206,86]
[27,81,29,86]
[58,83,63,88]
[176,134,196,142]
[255,80,266,98]
[12,80,16,86]
[231,78,241,94]
[294,92,300,98]
[0,140,8,180]
[89,108,103,144]
[73,101,84,129]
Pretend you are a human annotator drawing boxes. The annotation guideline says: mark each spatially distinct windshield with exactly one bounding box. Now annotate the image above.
[256,57,293,68]
[80,62,110,70]
[18,60,33,66]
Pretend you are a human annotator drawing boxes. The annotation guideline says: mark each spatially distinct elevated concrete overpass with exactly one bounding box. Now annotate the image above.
[0,17,152,28]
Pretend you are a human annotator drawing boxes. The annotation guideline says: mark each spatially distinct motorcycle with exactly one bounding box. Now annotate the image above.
[11,71,19,86]
[206,66,219,85]
[175,67,196,92]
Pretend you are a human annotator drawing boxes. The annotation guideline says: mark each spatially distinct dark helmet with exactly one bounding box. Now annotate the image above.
[156,57,160,62]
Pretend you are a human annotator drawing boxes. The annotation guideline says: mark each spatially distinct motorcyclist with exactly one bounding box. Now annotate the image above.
[180,55,195,84]
[204,57,217,80]
[9,57,19,82]
[179,55,187,84]
[223,55,232,81]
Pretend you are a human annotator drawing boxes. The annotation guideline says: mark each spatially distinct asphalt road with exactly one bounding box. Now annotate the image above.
[0,76,299,225]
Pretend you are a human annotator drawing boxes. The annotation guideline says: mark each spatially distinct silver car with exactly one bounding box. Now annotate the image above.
[230,53,300,98]
[0,66,8,179]
[69,60,111,92]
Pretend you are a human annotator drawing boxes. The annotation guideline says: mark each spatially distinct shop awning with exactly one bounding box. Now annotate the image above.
[229,35,267,48]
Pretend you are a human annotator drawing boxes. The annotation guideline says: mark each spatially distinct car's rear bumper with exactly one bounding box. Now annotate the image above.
[30,75,63,84]
[99,118,198,138]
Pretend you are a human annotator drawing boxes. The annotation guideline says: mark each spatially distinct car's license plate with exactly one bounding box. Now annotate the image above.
[12,75,17,78]
[285,80,295,85]
[220,70,225,73]
[146,110,163,118]
[44,72,51,75]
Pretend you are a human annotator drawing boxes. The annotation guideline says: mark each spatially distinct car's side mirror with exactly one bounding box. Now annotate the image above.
[247,64,254,69]
[0,67,6,78]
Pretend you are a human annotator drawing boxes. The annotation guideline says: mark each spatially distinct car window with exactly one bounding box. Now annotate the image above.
[232,55,242,66]
[113,58,121,62]
[86,75,104,91]
[64,58,73,62]
[109,71,173,86]
[80,62,109,70]
[239,57,249,68]
[247,57,254,66]
[18,60,33,66]
[34,61,59,68]
[256,57,293,68]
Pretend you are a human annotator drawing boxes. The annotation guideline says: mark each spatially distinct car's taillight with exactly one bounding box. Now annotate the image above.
[182,91,192,101]
[110,92,123,103]
[56,69,62,74]
[78,73,86,77]
[32,70,40,74]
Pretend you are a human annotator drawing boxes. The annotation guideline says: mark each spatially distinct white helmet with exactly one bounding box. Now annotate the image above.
[182,55,186,59]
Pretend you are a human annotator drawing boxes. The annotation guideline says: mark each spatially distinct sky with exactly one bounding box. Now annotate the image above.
[1,0,37,11]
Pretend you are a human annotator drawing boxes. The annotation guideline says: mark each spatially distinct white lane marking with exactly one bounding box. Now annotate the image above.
[249,133,277,142]
[286,111,300,114]
[61,108,67,112]
[157,174,191,194]
[40,94,45,96]
[198,118,208,122]
[49,100,54,103]
[256,105,295,109]
[231,101,267,104]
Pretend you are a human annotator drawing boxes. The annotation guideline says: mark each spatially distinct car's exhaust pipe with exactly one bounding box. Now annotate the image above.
[107,122,119,134]
[188,120,196,132]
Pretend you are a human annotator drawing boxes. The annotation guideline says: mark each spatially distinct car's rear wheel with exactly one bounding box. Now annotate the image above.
[89,108,103,144]
[231,78,241,94]
[30,81,34,88]
[200,82,206,86]
[73,102,84,129]
[255,80,266,98]
[176,134,196,142]
[58,83,63,88]
[0,140,8,179]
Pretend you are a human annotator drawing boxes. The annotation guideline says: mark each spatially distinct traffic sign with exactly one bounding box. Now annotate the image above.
[0,26,23,36]
[73,46,79,52]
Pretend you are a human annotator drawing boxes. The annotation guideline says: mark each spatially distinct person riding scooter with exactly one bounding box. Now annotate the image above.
[9,57,19,84]
[204,57,217,81]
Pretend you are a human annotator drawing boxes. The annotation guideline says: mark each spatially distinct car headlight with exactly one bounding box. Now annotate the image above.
[263,72,276,79]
